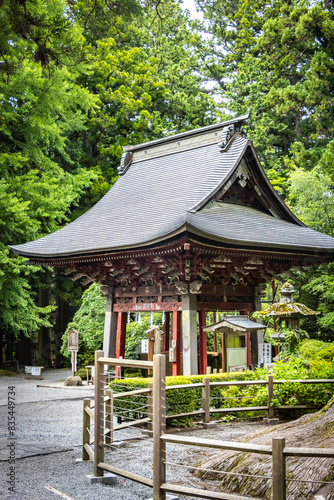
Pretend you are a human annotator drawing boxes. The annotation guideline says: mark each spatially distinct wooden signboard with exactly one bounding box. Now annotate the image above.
[68,328,79,351]
[68,328,79,377]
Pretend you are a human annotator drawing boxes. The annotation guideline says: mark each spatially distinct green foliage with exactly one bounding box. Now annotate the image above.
[195,0,334,186]
[298,263,334,339]
[287,167,334,236]
[60,282,164,365]
[125,313,163,359]
[110,359,334,426]
[75,367,87,379]
[3,0,334,370]
[300,339,334,361]
[0,0,97,350]
[61,283,106,365]
[2,0,219,363]
[273,327,309,359]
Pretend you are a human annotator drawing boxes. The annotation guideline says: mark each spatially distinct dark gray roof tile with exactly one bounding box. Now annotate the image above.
[9,118,334,259]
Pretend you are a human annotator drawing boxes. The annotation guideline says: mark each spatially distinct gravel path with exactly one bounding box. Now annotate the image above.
[0,370,272,500]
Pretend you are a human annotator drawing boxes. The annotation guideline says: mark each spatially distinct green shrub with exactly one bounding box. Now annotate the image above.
[299,339,330,360]
[75,367,87,379]
[316,345,334,361]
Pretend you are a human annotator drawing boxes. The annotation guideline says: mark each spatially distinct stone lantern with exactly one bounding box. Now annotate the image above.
[265,282,319,331]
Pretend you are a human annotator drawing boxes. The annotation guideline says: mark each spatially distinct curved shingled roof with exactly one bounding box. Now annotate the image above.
[9,116,334,259]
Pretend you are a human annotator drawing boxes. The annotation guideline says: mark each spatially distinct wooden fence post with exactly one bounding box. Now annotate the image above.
[94,350,104,477]
[105,389,113,445]
[202,377,210,424]
[83,398,91,461]
[147,381,153,434]
[267,375,275,419]
[153,354,166,500]
[272,437,286,500]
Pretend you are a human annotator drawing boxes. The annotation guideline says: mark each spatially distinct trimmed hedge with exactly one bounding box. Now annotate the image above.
[109,359,334,427]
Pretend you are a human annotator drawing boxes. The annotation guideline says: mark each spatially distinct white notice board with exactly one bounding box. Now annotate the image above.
[258,343,272,367]
[141,339,148,354]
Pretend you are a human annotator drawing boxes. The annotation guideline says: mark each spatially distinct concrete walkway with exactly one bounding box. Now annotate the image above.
[0,369,95,464]
[0,368,94,406]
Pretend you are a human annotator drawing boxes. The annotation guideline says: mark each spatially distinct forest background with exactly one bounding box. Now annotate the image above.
[1,0,334,367]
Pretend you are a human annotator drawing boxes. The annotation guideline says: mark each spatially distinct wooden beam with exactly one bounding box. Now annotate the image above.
[160,433,272,454]
[114,301,182,312]
[197,302,254,312]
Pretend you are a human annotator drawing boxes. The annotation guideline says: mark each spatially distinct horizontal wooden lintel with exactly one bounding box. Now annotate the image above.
[113,301,182,312]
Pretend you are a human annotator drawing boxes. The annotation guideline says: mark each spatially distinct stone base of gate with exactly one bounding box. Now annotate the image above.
[87,473,118,485]
[263,417,280,425]
[107,440,127,448]
[202,421,218,429]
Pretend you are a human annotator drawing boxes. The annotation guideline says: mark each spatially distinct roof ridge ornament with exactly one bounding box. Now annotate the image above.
[218,123,247,152]
[118,150,133,175]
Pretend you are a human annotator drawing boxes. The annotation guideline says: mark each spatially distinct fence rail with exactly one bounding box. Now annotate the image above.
[83,351,334,500]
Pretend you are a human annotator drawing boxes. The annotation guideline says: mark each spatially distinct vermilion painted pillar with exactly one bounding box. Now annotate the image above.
[162,312,170,352]
[198,310,207,375]
[246,331,252,368]
[116,311,127,378]
[172,310,181,376]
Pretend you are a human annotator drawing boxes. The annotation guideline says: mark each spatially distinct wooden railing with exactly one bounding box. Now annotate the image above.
[83,351,154,479]
[83,352,334,500]
[165,375,334,423]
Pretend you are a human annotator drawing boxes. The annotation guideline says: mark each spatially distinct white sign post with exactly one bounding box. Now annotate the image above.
[67,328,79,377]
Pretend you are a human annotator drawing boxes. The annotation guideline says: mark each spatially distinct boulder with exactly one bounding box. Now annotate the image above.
[64,376,82,386]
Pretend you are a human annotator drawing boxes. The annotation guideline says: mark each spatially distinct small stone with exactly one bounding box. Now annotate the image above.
[64,376,82,386]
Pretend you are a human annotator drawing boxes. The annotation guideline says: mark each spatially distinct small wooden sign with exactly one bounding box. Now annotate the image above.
[68,328,79,352]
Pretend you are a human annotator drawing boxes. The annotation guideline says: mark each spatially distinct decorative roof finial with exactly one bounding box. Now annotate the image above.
[118,150,133,175]
[218,122,247,152]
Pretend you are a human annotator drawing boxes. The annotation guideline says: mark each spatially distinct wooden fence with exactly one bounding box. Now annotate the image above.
[83,351,334,500]
[165,375,334,423]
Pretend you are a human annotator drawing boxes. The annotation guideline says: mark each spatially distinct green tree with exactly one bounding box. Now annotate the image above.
[0,0,97,361]
[287,167,334,236]
[196,0,334,188]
